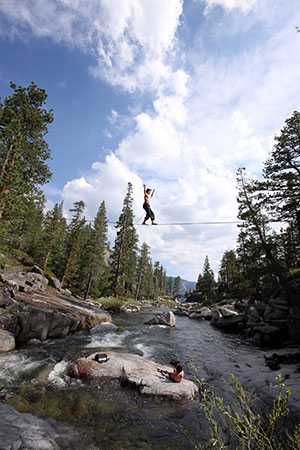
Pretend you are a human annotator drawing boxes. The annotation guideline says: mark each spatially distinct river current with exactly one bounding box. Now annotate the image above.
[0,310,299,449]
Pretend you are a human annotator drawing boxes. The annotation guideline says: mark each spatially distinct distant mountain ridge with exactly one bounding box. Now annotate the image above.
[179,279,196,295]
[168,277,196,296]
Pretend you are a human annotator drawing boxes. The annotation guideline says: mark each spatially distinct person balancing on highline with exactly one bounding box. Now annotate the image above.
[142,184,157,225]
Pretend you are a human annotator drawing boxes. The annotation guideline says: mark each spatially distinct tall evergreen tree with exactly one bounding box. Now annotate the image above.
[62,201,86,290]
[196,256,216,304]
[218,250,245,298]
[135,242,152,300]
[82,201,109,299]
[0,82,53,220]
[111,183,138,297]
[42,202,67,276]
[236,168,286,284]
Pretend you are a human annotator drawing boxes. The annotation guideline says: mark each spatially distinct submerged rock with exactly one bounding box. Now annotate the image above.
[0,402,97,450]
[0,329,15,352]
[68,351,198,400]
[145,311,176,327]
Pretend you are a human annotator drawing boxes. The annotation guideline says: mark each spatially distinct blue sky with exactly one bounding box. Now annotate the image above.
[1,0,300,280]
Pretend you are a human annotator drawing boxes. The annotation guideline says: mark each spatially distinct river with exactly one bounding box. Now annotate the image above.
[0,310,299,449]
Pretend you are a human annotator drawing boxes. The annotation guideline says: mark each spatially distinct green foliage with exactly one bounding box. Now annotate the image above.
[62,201,86,292]
[136,242,153,300]
[110,182,139,297]
[197,374,298,450]
[218,250,246,299]
[42,202,67,277]
[0,82,53,220]
[194,256,216,304]
[99,296,136,312]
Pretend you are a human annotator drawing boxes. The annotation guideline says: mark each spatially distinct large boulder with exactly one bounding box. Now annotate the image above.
[211,307,244,331]
[48,276,61,290]
[251,324,282,347]
[189,307,212,320]
[0,269,48,293]
[145,311,176,327]
[17,307,79,342]
[68,352,198,400]
[0,311,20,336]
[0,329,15,352]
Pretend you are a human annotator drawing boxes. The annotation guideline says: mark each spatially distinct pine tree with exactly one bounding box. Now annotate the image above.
[153,261,162,299]
[0,82,53,220]
[196,256,216,304]
[62,201,86,290]
[261,111,300,266]
[42,202,67,276]
[218,250,244,298]
[236,168,286,285]
[82,201,109,299]
[136,242,152,300]
[110,183,138,297]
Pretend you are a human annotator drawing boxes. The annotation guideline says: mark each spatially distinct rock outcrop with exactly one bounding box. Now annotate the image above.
[0,268,112,347]
[174,303,213,320]
[68,351,198,400]
[120,304,141,313]
[0,329,15,352]
[145,311,176,327]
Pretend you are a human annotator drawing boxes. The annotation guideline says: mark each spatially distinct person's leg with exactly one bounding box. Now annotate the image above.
[143,203,151,224]
[150,208,157,224]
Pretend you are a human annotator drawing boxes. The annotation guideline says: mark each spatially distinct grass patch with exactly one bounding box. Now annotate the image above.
[96,296,137,312]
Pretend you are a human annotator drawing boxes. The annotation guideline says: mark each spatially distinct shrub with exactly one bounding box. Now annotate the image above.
[196,374,300,450]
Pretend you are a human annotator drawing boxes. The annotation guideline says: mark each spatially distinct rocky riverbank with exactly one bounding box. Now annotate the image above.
[0,265,111,351]
[174,276,300,347]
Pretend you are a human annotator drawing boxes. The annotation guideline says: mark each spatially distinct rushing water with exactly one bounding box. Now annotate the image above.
[0,310,299,449]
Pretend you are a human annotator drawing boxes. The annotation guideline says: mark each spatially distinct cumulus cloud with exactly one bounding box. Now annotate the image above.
[2,0,300,279]
[0,0,183,91]
[61,1,300,279]
[204,0,257,13]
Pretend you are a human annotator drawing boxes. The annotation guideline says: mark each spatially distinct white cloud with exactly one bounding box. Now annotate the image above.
[204,0,257,13]
[61,1,300,279]
[0,0,183,92]
[3,0,300,279]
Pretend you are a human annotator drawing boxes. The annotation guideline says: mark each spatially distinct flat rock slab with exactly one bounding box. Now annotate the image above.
[69,352,198,401]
